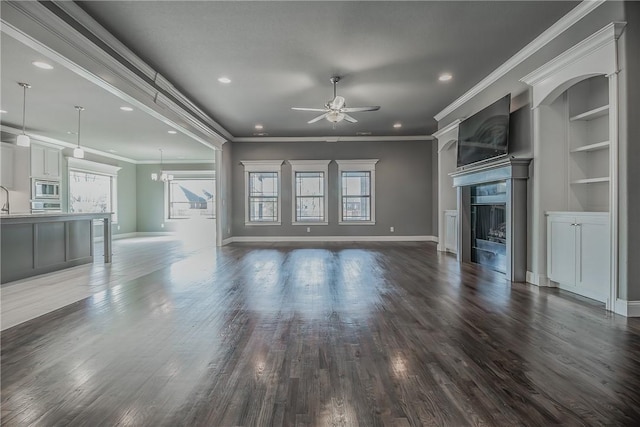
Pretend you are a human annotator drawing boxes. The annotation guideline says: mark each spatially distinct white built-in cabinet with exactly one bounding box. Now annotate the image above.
[443,210,458,254]
[31,143,61,179]
[547,212,609,303]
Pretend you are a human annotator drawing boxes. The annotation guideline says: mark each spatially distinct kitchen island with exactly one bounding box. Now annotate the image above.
[1,212,112,283]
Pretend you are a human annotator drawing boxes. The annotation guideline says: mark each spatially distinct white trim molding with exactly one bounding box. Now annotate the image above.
[224,235,438,243]
[241,160,284,226]
[289,160,331,226]
[232,135,434,143]
[434,0,606,122]
[614,300,640,317]
[66,157,122,176]
[336,159,379,225]
[526,271,552,287]
[521,22,626,108]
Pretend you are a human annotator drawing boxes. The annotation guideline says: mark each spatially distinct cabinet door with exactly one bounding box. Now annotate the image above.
[45,148,61,179]
[1,145,14,189]
[547,215,576,286]
[444,212,458,254]
[575,215,609,301]
[31,144,46,178]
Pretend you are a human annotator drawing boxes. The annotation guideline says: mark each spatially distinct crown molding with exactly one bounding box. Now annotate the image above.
[1,1,228,150]
[136,159,216,165]
[434,0,606,122]
[521,21,626,87]
[232,135,434,143]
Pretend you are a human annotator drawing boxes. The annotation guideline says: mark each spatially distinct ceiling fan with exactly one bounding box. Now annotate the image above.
[291,76,380,125]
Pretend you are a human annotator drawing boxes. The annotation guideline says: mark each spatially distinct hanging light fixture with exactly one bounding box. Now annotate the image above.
[16,82,31,147]
[151,149,173,182]
[73,106,85,159]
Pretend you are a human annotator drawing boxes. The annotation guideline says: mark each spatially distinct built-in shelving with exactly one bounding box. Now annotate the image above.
[569,105,609,121]
[567,76,610,212]
[570,141,609,153]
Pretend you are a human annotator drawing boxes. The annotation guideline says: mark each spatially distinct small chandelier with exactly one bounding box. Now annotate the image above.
[16,82,31,147]
[73,106,85,159]
[151,148,173,182]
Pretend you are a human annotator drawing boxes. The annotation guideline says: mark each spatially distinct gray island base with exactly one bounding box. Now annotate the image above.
[1,212,112,284]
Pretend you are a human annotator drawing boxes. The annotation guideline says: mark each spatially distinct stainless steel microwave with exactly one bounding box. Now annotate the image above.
[32,179,60,199]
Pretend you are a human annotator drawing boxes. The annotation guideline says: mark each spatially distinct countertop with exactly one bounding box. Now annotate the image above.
[1,212,112,224]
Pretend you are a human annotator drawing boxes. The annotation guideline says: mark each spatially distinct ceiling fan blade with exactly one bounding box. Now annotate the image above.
[343,114,358,123]
[292,107,327,112]
[330,96,345,110]
[307,113,328,124]
[340,106,381,112]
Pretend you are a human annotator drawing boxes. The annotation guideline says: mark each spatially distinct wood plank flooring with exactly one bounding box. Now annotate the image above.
[2,241,640,426]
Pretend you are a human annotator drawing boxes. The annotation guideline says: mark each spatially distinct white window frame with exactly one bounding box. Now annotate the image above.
[241,160,283,226]
[336,159,378,225]
[67,157,121,223]
[289,160,330,226]
[162,170,216,222]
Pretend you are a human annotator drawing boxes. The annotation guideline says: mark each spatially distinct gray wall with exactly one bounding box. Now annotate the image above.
[231,140,434,237]
[622,0,640,300]
[136,162,215,233]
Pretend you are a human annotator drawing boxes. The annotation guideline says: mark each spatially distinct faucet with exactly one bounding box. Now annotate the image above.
[0,185,9,214]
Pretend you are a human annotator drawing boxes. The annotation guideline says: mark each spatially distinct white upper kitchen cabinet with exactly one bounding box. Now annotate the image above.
[31,143,61,180]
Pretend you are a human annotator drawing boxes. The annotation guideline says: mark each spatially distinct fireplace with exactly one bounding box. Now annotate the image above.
[450,158,531,282]
[471,183,507,273]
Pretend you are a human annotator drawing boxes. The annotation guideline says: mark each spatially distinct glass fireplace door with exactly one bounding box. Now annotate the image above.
[470,182,507,273]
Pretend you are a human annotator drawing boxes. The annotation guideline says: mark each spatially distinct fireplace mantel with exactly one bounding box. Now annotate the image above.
[451,158,532,282]
[450,157,532,187]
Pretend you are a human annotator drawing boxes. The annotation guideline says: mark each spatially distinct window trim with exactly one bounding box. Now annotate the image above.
[67,157,121,223]
[336,159,378,225]
[241,160,283,226]
[289,160,330,226]
[162,170,216,221]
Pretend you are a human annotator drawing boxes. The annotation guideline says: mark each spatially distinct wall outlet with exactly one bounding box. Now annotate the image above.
[390,226,394,232]
[306,227,311,233]
[160,223,164,228]
[117,225,121,230]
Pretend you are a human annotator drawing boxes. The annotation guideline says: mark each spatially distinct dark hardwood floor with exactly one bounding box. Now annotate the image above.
[2,242,640,426]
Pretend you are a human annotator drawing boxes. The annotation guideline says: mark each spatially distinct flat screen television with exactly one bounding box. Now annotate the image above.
[457,94,511,168]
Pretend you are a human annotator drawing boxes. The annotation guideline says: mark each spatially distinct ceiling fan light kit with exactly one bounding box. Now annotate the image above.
[292,76,380,126]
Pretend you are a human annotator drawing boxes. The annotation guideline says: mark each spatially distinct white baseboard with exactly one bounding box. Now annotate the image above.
[614,299,640,317]
[526,271,551,287]
[135,232,177,237]
[224,235,437,244]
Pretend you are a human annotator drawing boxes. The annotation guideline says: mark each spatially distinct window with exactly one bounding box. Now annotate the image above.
[241,160,283,225]
[290,160,330,225]
[68,158,121,223]
[336,159,378,224]
[167,178,215,219]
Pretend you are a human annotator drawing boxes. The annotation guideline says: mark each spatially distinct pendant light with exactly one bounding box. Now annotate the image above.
[73,106,85,159]
[16,82,31,147]
[151,149,173,182]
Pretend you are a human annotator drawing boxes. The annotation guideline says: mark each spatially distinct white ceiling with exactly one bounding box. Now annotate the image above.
[1,1,579,159]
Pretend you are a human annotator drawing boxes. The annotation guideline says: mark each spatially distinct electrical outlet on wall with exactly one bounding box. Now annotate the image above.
[390,226,394,232]
[161,223,164,228]
[306,227,311,233]
[117,225,121,230]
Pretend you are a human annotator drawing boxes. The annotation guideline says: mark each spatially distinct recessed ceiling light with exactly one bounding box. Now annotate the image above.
[217,77,231,84]
[0,110,7,114]
[254,124,264,130]
[253,132,269,136]
[356,131,372,136]
[393,123,402,128]
[120,106,133,112]
[167,130,177,134]
[32,61,54,70]
[108,149,118,153]
[67,131,77,135]
[439,73,453,82]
